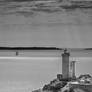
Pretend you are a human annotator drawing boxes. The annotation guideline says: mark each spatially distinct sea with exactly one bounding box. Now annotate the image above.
[0,51,91,92]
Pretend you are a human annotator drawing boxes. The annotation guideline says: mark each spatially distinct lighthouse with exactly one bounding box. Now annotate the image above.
[70,61,76,79]
[62,49,70,79]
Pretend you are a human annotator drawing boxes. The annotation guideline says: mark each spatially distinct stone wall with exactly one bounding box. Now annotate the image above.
[70,84,92,92]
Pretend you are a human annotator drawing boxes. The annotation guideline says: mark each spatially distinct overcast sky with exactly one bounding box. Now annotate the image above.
[0,9,92,48]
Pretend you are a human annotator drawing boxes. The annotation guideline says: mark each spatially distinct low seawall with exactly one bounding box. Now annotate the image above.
[70,84,92,92]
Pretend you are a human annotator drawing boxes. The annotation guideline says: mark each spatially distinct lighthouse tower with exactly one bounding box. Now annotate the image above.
[62,49,70,79]
[70,61,76,79]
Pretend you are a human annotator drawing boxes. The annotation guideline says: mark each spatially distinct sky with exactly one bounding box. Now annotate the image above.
[0,15,92,48]
[0,1,92,48]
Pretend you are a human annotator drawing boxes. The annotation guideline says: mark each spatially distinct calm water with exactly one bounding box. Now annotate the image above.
[0,57,61,92]
[0,56,92,91]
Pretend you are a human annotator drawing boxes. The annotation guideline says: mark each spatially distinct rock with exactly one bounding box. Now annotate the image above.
[77,74,92,84]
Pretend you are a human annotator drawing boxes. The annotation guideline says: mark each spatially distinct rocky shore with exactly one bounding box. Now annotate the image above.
[33,74,92,92]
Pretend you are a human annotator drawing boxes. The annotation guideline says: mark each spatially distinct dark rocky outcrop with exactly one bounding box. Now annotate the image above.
[33,74,92,92]
[77,74,92,84]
